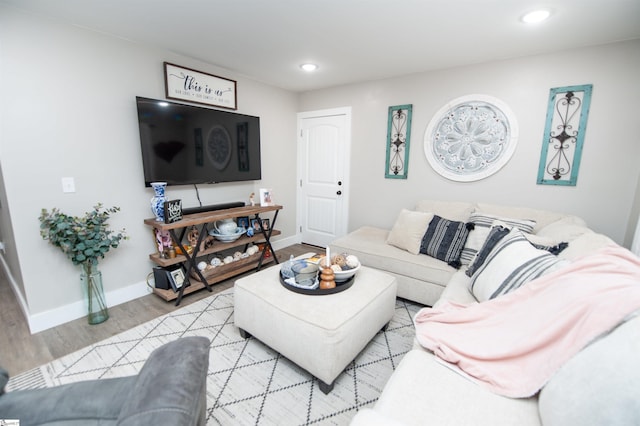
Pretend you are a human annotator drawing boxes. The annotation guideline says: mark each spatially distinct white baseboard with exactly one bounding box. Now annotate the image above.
[6,235,302,334]
[27,279,151,334]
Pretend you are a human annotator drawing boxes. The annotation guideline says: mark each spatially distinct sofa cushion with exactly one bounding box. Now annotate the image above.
[386,209,434,255]
[475,202,571,232]
[433,270,476,308]
[460,212,537,266]
[419,215,470,268]
[370,349,541,426]
[538,314,640,426]
[536,216,591,241]
[332,226,454,280]
[469,228,568,301]
[414,200,475,222]
[557,232,615,260]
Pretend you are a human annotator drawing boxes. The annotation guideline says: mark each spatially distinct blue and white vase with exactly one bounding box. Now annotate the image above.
[150,182,167,222]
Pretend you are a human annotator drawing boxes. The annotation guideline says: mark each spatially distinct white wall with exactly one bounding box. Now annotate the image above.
[0,6,298,330]
[299,40,640,245]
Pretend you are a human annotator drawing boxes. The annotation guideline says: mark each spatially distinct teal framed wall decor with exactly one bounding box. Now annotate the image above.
[385,104,412,179]
[537,84,593,186]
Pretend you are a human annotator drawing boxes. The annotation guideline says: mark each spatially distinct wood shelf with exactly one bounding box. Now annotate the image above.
[148,230,281,267]
[152,255,276,301]
[145,204,283,304]
[144,204,283,230]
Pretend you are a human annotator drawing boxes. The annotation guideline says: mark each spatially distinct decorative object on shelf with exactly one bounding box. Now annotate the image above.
[259,188,274,206]
[38,204,127,324]
[187,226,199,247]
[214,218,237,235]
[164,62,237,110]
[168,268,186,292]
[164,199,182,224]
[423,94,519,182]
[153,228,173,255]
[249,192,255,206]
[537,84,593,186]
[150,182,167,222]
[261,218,270,231]
[385,104,413,179]
[209,227,246,242]
[237,216,250,229]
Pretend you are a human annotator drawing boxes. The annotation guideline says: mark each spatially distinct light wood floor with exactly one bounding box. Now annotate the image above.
[0,243,318,376]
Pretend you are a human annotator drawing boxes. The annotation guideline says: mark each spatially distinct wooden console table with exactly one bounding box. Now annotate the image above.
[144,204,282,305]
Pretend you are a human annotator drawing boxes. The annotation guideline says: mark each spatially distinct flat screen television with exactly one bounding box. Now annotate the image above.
[136,96,262,186]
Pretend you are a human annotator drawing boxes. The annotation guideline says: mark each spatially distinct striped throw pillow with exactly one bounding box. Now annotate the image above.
[419,215,471,268]
[460,212,537,266]
[469,228,569,301]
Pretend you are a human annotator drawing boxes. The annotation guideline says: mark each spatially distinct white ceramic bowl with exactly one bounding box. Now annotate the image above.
[320,262,361,282]
[209,227,245,242]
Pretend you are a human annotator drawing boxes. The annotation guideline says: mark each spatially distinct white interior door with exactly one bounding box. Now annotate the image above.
[297,107,351,247]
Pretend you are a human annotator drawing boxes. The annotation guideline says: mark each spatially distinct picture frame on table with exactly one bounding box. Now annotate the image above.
[259,188,274,206]
[169,268,186,292]
[237,216,250,229]
[153,228,173,255]
[261,218,270,231]
[251,219,262,232]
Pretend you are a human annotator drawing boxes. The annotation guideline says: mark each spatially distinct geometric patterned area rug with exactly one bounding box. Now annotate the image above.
[7,288,423,425]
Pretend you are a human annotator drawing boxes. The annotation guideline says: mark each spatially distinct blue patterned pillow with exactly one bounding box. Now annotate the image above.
[420,215,471,268]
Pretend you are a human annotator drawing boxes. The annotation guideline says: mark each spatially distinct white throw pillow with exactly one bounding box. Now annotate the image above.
[469,228,569,301]
[386,209,434,255]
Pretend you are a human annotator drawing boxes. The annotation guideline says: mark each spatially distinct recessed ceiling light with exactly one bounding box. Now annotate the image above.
[300,63,318,72]
[521,9,551,23]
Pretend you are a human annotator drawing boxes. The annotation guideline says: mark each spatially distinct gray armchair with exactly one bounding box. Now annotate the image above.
[0,336,210,426]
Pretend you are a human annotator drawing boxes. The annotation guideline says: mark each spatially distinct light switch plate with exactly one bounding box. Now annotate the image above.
[61,177,75,193]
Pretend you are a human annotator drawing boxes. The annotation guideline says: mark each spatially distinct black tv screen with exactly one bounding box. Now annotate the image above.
[136,96,262,186]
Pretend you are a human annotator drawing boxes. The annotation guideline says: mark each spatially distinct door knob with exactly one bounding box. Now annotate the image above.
[338,181,342,186]
[337,190,342,195]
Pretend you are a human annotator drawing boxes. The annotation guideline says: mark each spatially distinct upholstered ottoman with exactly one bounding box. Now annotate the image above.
[234,263,397,393]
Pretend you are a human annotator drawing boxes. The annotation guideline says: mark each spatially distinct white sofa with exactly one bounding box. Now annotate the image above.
[332,200,640,425]
[330,200,605,307]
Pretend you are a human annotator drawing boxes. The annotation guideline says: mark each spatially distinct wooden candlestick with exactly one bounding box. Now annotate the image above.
[319,266,336,290]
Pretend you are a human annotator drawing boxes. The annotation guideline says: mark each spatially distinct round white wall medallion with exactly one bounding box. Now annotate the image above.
[423,94,519,182]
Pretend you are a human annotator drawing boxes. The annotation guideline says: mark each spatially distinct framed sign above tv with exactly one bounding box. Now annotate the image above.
[164,62,237,110]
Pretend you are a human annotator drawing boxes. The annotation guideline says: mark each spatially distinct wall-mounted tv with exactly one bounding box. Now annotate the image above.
[136,96,262,186]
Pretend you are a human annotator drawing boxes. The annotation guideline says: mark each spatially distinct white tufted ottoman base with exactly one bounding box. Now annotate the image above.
[234,262,398,393]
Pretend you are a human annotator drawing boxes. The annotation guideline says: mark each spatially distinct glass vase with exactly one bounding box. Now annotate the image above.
[81,262,109,325]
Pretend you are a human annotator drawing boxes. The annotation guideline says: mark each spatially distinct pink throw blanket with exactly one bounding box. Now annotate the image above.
[414,244,640,398]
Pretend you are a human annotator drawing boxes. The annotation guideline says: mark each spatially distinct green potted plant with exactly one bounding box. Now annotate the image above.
[39,204,127,324]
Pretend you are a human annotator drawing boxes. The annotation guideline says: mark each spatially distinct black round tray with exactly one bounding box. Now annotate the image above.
[279,270,355,295]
